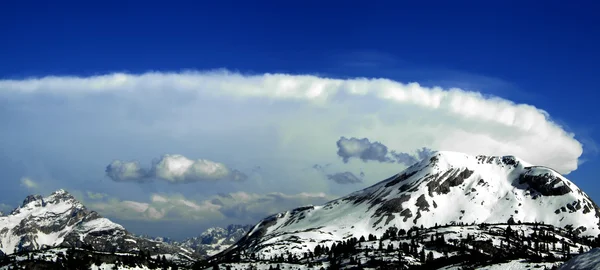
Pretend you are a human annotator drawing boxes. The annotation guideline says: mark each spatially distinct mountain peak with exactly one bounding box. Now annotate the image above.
[225,151,600,262]
[21,194,44,207]
[1,192,199,262]
[20,189,78,209]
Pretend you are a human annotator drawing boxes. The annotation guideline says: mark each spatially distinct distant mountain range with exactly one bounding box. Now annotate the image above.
[2,151,600,269]
[137,224,253,257]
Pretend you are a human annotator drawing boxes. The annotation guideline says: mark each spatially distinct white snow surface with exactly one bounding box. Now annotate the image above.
[560,248,600,270]
[234,151,600,257]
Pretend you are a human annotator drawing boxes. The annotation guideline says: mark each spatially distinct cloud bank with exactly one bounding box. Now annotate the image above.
[0,71,584,177]
[105,154,247,183]
[87,191,334,223]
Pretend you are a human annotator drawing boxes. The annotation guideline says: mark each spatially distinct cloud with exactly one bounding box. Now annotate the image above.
[0,70,584,186]
[327,172,363,184]
[87,191,335,223]
[336,137,391,163]
[216,191,334,221]
[390,147,435,166]
[151,154,247,183]
[0,204,12,215]
[105,160,149,182]
[105,154,247,183]
[311,163,331,173]
[86,191,108,200]
[336,137,433,166]
[20,177,38,190]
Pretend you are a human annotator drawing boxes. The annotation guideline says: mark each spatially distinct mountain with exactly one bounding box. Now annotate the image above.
[175,224,252,257]
[0,190,198,266]
[210,151,600,269]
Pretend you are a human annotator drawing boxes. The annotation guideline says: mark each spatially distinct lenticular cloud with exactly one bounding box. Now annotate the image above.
[0,70,583,174]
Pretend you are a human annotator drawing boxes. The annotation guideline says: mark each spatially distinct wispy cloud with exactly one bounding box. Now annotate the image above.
[86,191,108,200]
[20,177,38,190]
[327,172,363,184]
[0,203,12,215]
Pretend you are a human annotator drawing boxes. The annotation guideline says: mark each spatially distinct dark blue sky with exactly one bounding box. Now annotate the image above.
[1,1,599,199]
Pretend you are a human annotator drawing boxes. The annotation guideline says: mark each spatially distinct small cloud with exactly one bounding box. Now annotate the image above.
[86,192,108,200]
[389,151,418,166]
[327,172,363,184]
[151,154,247,183]
[105,160,149,182]
[105,154,247,184]
[390,147,435,166]
[336,137,391,163]
[416,147,434,160]
[311,163,331,173]
[336,137,433,166]
[20,177,38,189]
[0,203,13,215]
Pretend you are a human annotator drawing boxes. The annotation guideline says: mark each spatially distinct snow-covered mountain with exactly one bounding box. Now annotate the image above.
[0,190,197,263]
[214,151,600,268]
[175,224,252,257]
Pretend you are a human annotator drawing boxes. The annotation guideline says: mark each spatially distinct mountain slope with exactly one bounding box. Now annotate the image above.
[218,151,600,264]
[0,190,197,264]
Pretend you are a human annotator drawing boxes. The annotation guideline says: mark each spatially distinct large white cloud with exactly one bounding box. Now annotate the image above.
[0,70,583,181]
[105,154,247,183]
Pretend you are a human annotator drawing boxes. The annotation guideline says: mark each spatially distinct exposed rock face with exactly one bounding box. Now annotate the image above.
[218,151,600,260]
[518,169,572,196]
[0,190,197,263]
